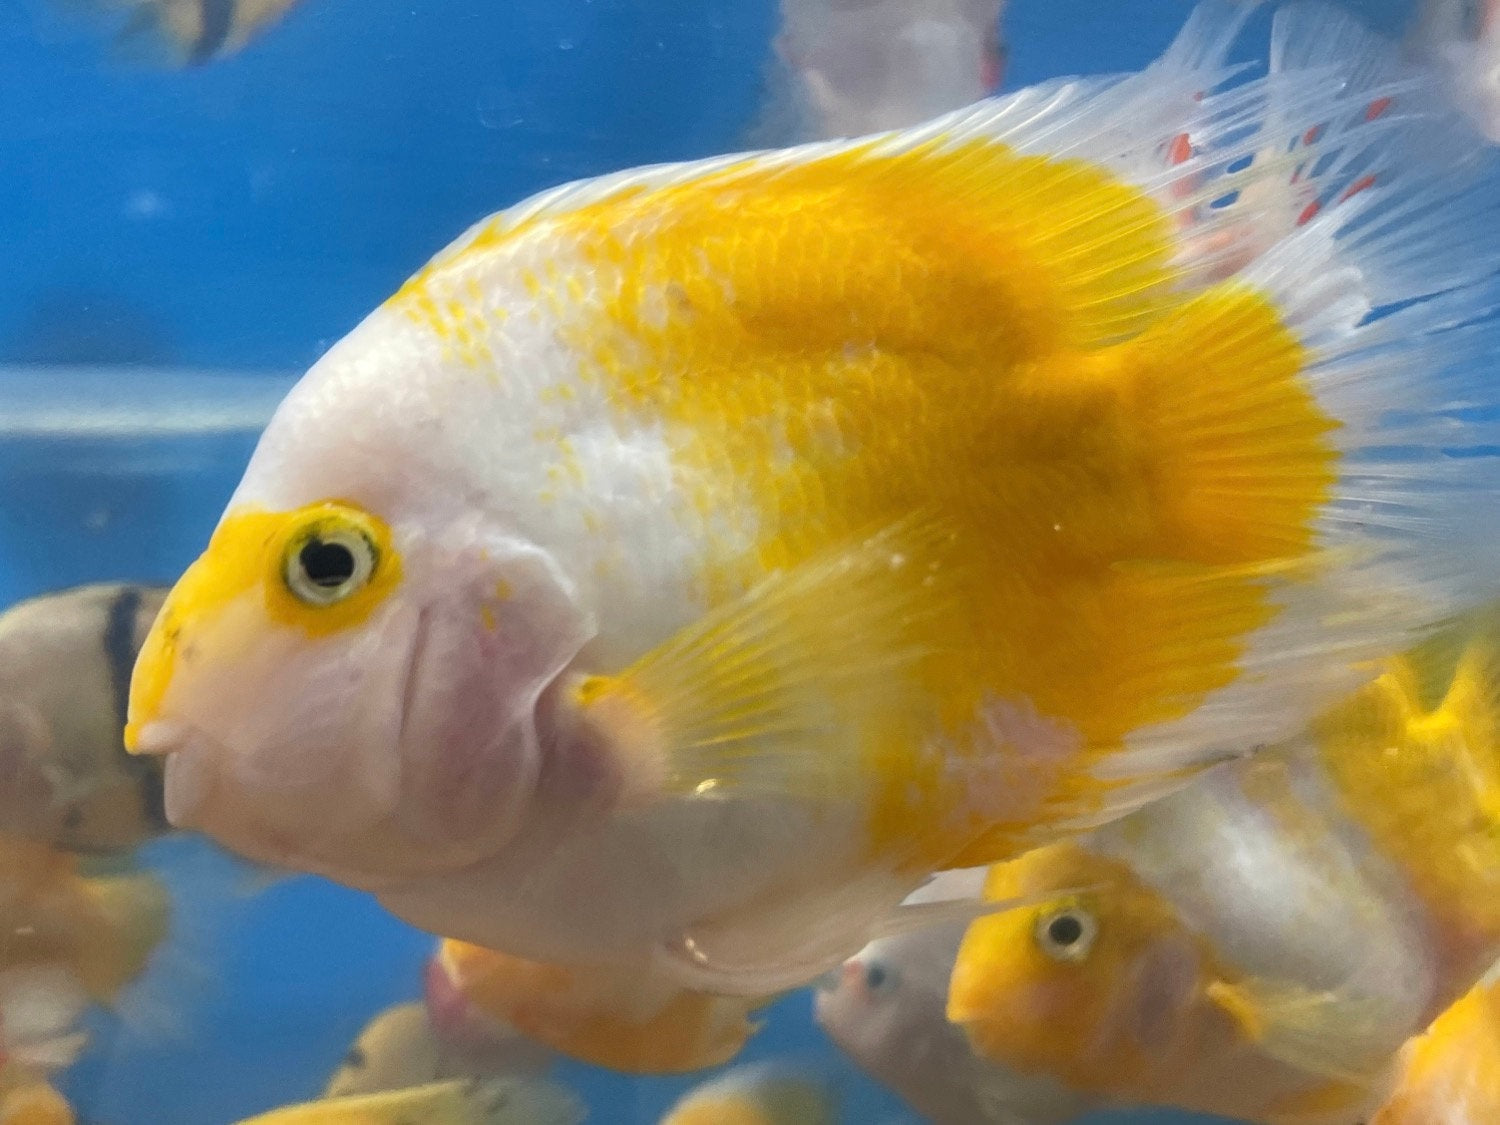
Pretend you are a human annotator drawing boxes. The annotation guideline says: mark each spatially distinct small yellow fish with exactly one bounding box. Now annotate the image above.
[0,584,170,854]
[0,966,89,1125]
[232,1077,584,1125]
[949,598,1500,1123]
[323,1001,553,1099]
[659,1064,835,1125]
[1371,972,1500,1125]
[127,0,1500,995]
[814,868,1096,1124]
[428,938,763,1075]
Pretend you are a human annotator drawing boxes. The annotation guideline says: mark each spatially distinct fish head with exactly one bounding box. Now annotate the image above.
[814,921,966,1074]
[947,842,1211,1096]
[124,495,593,887]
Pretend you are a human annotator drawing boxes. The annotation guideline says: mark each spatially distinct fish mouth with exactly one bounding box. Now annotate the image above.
[154,726,335,875]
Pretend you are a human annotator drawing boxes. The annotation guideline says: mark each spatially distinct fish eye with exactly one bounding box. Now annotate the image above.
[865,962,895,993]
[1034,906,1098,962]
[283,522,378,606]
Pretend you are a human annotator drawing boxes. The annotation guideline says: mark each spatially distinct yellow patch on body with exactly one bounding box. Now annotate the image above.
[1313,613,1500,957]
[553,140,1327,863]
[388,135,1337,867]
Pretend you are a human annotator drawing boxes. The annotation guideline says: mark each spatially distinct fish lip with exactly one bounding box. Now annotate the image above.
[127,718,197,757]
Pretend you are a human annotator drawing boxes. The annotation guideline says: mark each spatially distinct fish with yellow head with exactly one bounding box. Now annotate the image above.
[126,0,1500,995]
[948,843,1382,1122]
[951,599,1500,1123]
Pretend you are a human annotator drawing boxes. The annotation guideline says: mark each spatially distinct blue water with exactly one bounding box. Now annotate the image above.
[0,0,1421,1121]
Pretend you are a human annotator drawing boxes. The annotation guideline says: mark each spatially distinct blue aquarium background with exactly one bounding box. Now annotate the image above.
[0,0,1421,1121]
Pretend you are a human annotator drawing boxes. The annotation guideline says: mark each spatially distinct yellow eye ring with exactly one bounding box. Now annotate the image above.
[282,514,381,607]
[1034,905,1098,963]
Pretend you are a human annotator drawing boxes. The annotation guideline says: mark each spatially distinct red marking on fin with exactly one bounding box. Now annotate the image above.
[1297,199,1323,226]
[1365,96,1392,121]
[1303,124,1323,146]
[1168,132,1193,166]
[981,45,1006,93]
[1339,174,1377,202]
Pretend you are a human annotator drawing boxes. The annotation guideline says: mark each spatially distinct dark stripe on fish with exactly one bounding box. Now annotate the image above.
[189,0,238,65]
[103,586,170,832]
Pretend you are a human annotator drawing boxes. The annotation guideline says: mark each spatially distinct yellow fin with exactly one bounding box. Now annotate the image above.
[1207,976,1396,1083]
[233,1078,585,1125]
[570,520,959,802]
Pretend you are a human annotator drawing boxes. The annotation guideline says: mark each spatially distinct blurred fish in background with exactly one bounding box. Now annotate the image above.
[0,585,170,856]
[323,999,553,1099]
[659,1063,836,1125]
[949,601,1500,1122]
[1372,966,1500,1124]
[1407,0,1500,139]
[0,966,89,1125]
[0,834,169,1008]
[814,868,1096,1123]
[232,1075,585,1125]
[426,939,766,1075]
[73,0,305,66]
[748,0,1006,143]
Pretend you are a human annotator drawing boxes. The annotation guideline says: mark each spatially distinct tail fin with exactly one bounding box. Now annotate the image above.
[1073,3,1500,801]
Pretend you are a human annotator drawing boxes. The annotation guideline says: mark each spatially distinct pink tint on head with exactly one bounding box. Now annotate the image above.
[423,954,492,1048]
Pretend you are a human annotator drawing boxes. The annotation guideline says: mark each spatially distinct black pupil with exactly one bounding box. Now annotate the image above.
[1047,913,1084,947]
[300,539,357,588]
[865,964,888,990]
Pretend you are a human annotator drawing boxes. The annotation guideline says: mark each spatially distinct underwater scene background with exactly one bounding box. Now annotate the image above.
[0,0,1439,1121]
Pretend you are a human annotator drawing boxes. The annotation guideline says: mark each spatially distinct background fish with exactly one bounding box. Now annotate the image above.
[323,1000,553,1099]
[232,1076,585,1125]
[0,585,170,855]
[658,1063,835,1125]
[0,834,169,1008]
[426,940,764,1076]
[814,868,1095,1124]
[1407,0,1500,139]
[749,0,1007,144]
[950,601,1500,1122]
[84,0,305,66]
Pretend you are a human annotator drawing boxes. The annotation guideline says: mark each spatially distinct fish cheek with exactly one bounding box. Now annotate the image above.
[394,600,535,853]
[1122,934,1202,1058]
[392,543,590,858]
